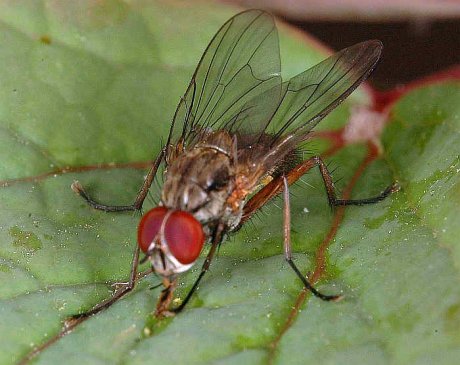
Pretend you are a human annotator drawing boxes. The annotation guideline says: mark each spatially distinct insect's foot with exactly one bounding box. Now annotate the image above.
[155,298,183,317]
[71,180,93,203]
[155,309,176,318]
[318,291,345,302]
[68,311,90,320]
[71,180,84,195]
[111,281,130,291]
[388,181,401,193]
[64,314,86,329]
[329,294,344,302]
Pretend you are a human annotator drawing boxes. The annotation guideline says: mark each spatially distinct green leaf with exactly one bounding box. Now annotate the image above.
[1,2,459,365]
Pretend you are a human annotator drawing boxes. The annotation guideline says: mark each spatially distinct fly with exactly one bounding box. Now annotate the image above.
[70,10,399,318]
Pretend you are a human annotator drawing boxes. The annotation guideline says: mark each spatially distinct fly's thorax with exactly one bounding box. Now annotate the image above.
[162,147,235,224]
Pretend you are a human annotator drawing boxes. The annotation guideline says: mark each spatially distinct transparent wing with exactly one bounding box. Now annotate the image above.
[243,40,383,167]
[167,9,282,149]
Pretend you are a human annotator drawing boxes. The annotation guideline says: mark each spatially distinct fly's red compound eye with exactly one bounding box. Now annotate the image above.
[137,206,168,253]
[137,208,204,264]
[164,211,204,264]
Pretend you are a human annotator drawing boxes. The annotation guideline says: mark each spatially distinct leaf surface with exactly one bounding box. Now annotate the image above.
[0,1,459,365]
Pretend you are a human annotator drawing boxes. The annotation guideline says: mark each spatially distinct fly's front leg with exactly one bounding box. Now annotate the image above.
[71,148,166,212]
[282,177,342,301]
[17,249,154,365]
[67,149,166,323]
[168,223,225,315]
[68,245,149,324]
[20,151,166,364]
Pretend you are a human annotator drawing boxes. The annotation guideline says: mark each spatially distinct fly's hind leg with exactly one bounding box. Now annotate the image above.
[312,156,400,207]
[240,155,399,301]
[282,177,342,301]
[241,155,399,224]
[71,148,165,212]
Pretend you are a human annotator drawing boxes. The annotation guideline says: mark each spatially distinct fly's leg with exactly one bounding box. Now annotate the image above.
[311,156,399,206]
[155,277,178,317]
[18,247,153,365]
[68,245,144,324]
[238,156,398,301]
[282,177,342,301]
[241,155,399,224]
[19,152,166,364]
[71,148,165,212]
[67,151,167,322]
[168,223,225,314]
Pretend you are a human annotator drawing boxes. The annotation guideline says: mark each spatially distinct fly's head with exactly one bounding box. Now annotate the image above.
[137,207,205,278]
[137,207,206,316]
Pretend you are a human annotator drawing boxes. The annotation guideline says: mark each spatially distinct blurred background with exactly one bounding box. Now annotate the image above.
[222,0,460,90]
